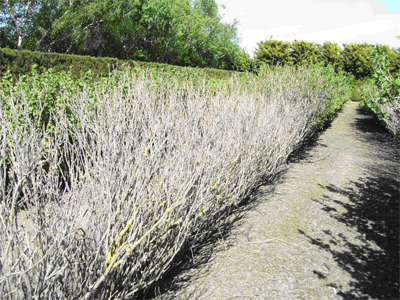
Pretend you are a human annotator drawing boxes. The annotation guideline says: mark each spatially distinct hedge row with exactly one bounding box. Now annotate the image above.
[0,47,245,82]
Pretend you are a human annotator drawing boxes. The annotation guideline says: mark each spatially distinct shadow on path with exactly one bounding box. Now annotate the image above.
[301,173,399,299]
[353,106,399,149]
[142,103,399,299]
[299,105,399,299]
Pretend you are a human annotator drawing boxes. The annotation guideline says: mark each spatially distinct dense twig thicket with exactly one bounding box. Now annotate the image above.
[0,64,352,299]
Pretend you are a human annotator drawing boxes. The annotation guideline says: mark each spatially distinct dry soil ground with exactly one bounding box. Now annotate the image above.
[145,101,399,300]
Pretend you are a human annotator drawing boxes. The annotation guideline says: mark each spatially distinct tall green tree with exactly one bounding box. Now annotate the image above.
[318,41,343,71]
[289,40,321,65]
[253,39,292,66]
[342,43,373,79]
[1,0,243,70]
[232,49,253,72]
[0,0,41,49]
[27,0,136,54]
[0,0,127,53]
[84,0,242,69]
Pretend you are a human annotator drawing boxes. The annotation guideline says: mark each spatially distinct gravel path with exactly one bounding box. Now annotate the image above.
[148,102,399,300]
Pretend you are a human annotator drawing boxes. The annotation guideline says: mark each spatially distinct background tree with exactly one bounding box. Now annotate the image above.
[232,49,253,71]
[289,40,321,65]
[24,0,133,54]
[341,43,373,79]
[0,0,245,70]
[2,0,103,52]
[253,39,292,66]
[0,0,41,50]
[97,0,243,69]
[202,18,241,69]
[319,41,343,71]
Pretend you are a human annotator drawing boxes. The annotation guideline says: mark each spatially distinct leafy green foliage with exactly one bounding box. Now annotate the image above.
[371,44,400,74]
[350,77,371,102]
[290,40,321,65]
[0,0,42,49]
[369,45,400,98]
[341,43,373,79]
[254,39,292,67]
[359,44,400,138]
[295,60,353,129]
[319,41,343,70]
[254,39,399,83]
[0,64,99,149]
[0,0,246,70]
[232,49,254,72]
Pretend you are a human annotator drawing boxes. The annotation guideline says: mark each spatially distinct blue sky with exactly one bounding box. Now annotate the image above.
[218,0,400,57]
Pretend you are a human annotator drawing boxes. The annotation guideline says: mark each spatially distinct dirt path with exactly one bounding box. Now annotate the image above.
[150,102,399,300]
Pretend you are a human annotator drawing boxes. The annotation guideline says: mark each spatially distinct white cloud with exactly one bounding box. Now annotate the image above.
[219,0,400,56]
[242,25,302,38]
[290,20,400,44]
[239,26,302,56]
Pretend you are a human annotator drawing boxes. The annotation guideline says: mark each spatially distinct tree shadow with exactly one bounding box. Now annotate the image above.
[353,105,399,147]
[299,170,399,299]
[137,104,399,299]
[298,104,400,299]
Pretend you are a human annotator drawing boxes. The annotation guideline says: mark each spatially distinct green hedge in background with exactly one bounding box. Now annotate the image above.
[254,39,400,81]
[0,47,246,82]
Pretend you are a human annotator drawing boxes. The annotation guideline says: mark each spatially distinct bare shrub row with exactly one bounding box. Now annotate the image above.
[0,64,352,299]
